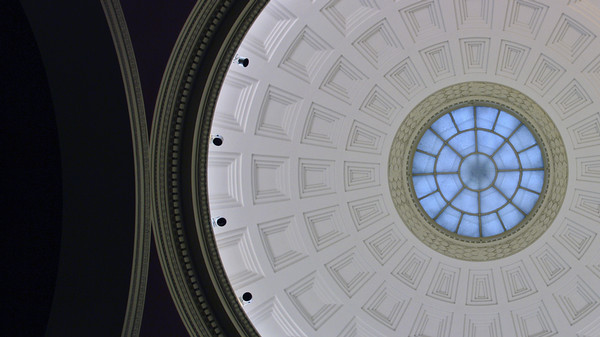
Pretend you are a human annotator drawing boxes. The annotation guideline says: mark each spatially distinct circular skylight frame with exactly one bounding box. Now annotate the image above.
[389,82,567,261]
[411,104,546,239]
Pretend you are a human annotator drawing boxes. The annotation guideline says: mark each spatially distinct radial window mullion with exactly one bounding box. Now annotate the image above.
[478,191,482,237]
[510,201,527,216]
[474,107,478,153]
[416,148,437,156]
[449,113,460,132]
[491,123,522,157]
[496,212,507,231]
[454,213,464,233]
[517,143,538,154]
[418,188,440,201]
[430,128,464,159]
[434,186,465,220]
[491,109,501,130]
[519,186,540,195]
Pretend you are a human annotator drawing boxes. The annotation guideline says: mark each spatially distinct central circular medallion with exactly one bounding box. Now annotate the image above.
[389,82,568,260]
[412,105,545,238]
[459,154,496,190]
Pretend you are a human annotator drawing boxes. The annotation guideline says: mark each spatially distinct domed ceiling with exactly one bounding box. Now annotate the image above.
[207,0,600,336]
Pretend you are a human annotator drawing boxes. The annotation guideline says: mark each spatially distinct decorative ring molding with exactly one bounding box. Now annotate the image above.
[101,1,152,336]
[150,0,267,336]
[389,82,568,261]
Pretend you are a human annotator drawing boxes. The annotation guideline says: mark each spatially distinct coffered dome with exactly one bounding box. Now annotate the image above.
[173,0,600,336]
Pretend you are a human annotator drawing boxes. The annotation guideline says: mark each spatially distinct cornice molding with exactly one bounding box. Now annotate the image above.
[150,1,267,336]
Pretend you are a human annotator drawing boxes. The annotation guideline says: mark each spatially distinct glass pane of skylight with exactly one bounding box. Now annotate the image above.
[518,146,543,169]
[436,174,462,201]
[413,152,436,173]
[448,131,476,156]
[413,175,437,198]
[477,131,505,155]
[481,213,504,237]
[512,188,538,213]
[452,106,475,131]
[436,207,461,232]
[509,125,536,152]
[431,114,457,140]
[480,188,506,213]
[417,129,444,155]
[495,172,520,198]
[457,215,479,237]
[420,192,446,218]
[494,111,521,137]
[498,204,524,230]
[475,107,498,129]
[436,147,461,172]
[520,171,544,193]
[493,143,519,170]
[452,189,478,213]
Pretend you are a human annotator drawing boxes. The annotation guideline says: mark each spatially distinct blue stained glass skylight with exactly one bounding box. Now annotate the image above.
[412,106,545,238]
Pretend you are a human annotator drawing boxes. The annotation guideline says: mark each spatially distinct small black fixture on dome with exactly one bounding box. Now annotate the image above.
[211,134,223,146]
[240,292,252,305]
[234,54,249,67]
[211,216,227,227]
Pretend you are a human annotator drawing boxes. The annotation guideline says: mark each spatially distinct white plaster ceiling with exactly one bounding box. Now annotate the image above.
[208,0,600,336]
